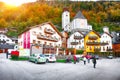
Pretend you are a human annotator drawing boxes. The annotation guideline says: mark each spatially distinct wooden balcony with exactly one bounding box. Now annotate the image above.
[100,42,108,45]
[44,28,54,34]
[71,42,78,45]
[88,35,98,40]
[37,34,58,42]
[43,45,54,48]
[74,35,83,40]
[86,42,100,45]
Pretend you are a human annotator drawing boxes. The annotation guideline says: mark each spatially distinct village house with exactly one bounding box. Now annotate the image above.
[67,31,84,50]
[84,30,101,54]
[112,31,120,57]
[0,28,17,53]
[100,27,113,52]
[18,22,64,56]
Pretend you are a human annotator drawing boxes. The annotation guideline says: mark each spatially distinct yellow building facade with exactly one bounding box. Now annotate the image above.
[84,30,101,53]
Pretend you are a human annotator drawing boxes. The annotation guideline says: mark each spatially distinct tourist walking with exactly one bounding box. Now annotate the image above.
[86,55,91,63]
[83,57,87,65]
[73,55,77,64]
[92,56,97,68]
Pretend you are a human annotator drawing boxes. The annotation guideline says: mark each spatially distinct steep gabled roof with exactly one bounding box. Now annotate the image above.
[87,30,101,37]
[74,11,86,19]
[78,31,84,36]
[104,32,113,38]
[18,22,63,38]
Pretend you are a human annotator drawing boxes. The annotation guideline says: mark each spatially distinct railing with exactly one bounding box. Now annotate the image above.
[37,34,58,42]
[44,28,54,34]
[100,42,108,45]
[43,45,54,48]
[86,42,100,45]
[88,35,98,40]
[71,42,78,45]
[74,36,83,40]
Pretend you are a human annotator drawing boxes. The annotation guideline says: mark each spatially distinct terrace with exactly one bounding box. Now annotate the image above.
[86,42,100,45]
[37,34,58,42]
[44,28,55,34]
[74,35,83,40]
[71,42,78,45]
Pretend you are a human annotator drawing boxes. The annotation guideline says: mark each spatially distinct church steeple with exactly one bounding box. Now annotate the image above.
[74,11,86,19]
[62,8,70,31]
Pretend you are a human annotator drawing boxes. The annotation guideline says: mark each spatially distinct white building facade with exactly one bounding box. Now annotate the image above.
[0,34,15,44]
[67,31,84,50]
[101,33,113,52]
[18,22,63,55]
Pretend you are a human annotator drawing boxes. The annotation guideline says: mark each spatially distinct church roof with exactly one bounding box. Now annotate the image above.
[74,11,86,19]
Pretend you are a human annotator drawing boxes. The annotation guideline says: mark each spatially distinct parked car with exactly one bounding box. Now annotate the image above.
[44,54,56,63]
[107,54,113,59]
[29,54,47,64]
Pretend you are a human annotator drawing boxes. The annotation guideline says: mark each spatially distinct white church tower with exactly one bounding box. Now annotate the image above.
[103,26,109,33]
[62,8,70,31]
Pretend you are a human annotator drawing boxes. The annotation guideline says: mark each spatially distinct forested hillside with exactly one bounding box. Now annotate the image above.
[0,1,120,37]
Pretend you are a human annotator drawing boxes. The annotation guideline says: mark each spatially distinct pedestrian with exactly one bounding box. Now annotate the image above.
[87,55,91,63]
[83,57,87,65]
[92,56,97,68]
[87,57,90,63]
[6,51,8,59]
[73,55,77,64]
[66,56,71,63]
